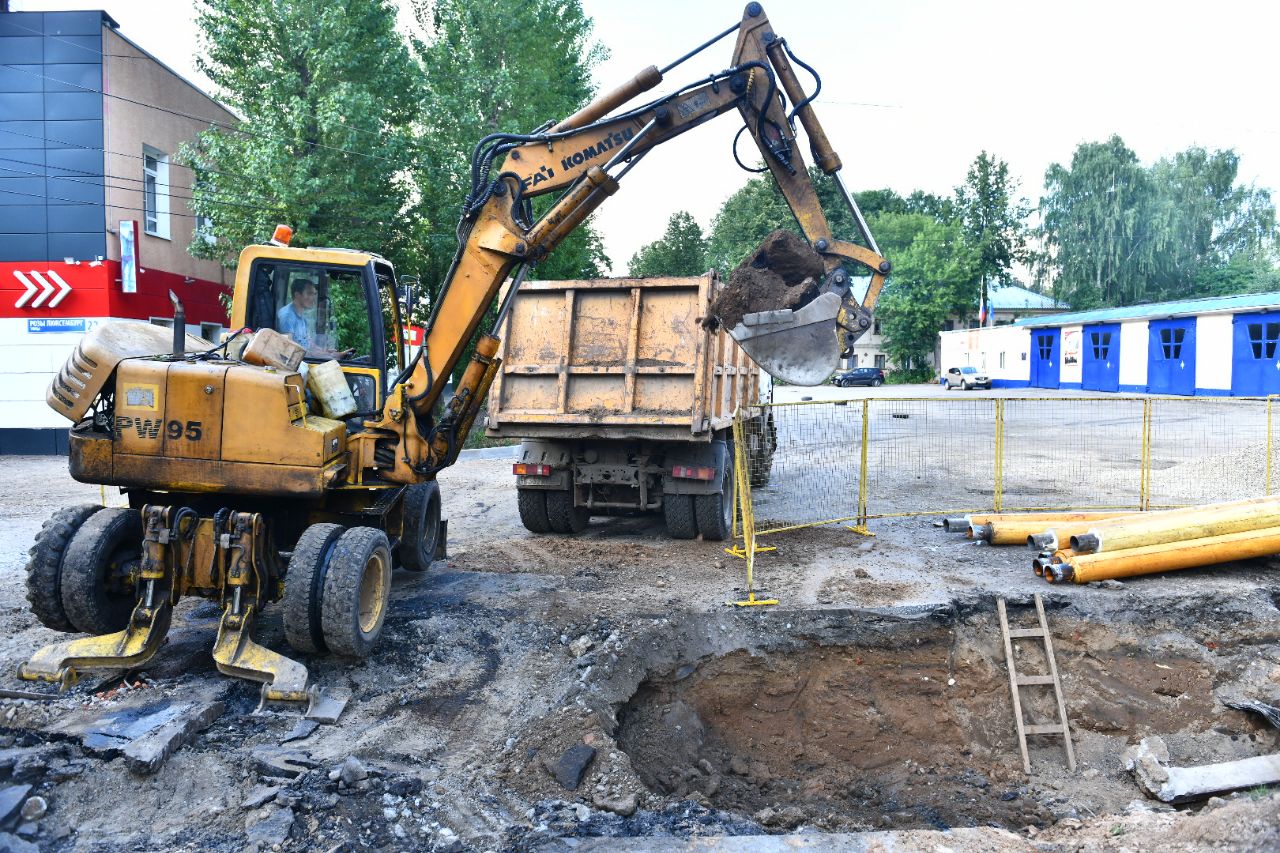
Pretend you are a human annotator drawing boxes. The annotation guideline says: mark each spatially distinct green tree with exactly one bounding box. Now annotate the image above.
[1146,148,1276,300]
[876,216,979,378]
[185,0,423,273]
[1037,135,1153,308]
[1038,137,1278,308]
[628,211,708,276]
[410,0,609,291]
[956,151,1030,314]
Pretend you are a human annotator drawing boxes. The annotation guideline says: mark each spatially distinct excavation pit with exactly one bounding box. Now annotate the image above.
[610,602,1280,833]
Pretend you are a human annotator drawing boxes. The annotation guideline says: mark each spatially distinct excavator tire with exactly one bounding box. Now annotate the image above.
[321,527,392,658]
[694,445,734,541]
[26,504,104,632]
[517,488,552,534]
[546,490,589,535]
[283,523,346,655]
[60,508,141,636]
[663,494,698,540]
[399,482,442,572]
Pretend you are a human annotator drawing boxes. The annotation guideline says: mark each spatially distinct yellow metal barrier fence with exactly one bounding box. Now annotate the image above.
[732,396,1279,538]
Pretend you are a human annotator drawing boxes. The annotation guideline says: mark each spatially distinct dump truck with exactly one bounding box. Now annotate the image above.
[20,3,887,706]
[485,273,775,541]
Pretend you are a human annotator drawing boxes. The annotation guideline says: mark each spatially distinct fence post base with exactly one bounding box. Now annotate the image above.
[729,591,780,608]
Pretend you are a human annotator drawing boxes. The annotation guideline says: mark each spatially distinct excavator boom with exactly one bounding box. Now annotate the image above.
[370,2,888,479]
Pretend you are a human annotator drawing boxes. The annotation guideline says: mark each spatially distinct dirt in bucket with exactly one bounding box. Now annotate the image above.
[704,230,825,331]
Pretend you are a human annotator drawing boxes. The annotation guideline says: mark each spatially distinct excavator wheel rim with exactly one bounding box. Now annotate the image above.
[320,527,392,658]
[358,548,389,633]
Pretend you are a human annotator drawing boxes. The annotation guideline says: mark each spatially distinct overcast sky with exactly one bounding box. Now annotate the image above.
[13,0,1280,275]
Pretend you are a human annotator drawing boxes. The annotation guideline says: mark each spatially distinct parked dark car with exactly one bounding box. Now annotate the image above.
[832,367,886,387]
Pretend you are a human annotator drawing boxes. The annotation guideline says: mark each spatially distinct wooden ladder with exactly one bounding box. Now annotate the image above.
[997,594,1076,774]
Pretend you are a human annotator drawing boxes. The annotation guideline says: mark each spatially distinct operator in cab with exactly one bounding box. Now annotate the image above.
[276,277,353,360]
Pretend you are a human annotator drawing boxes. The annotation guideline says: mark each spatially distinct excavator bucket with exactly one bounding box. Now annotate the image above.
[725,292,845,386]
[706,230,853,386]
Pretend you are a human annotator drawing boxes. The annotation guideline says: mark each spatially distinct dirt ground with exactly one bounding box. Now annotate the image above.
[0,454,1277,851]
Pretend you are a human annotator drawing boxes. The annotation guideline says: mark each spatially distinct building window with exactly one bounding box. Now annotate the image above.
[143,146,171,239]
[195,214,215,246]
[873,319,881,335]
[1246,323,1280,360]
[1089,331,1113,360]
[874,354,886,368]
[1158,327,1186,360]
[943,320,955,332]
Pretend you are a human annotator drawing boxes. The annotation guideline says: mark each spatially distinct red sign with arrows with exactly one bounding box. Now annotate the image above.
[0,261,229,325]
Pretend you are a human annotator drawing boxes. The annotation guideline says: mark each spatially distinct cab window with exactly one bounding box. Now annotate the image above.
[248,260,372,361]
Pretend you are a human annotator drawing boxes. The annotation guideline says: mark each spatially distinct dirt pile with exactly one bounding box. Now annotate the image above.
[704,230,825,331]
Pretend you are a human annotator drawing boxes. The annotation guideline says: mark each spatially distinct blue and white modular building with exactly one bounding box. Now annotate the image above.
[937,292,1280,396]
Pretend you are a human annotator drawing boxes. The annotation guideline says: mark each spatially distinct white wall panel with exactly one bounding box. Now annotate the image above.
[1119,320,1149,389]
[1196,314,1233,392]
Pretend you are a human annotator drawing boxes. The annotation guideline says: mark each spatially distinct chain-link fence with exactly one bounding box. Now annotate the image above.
[734,396,1280,537]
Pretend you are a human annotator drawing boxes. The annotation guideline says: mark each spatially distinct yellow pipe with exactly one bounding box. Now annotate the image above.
[966,510,1135,528]
[1071,496,1280,554]
[1049,525,1280,584]
[976,518,1137,547]
[1032,548,1073,577]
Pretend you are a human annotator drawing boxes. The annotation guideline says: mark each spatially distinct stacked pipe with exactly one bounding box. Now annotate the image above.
[945,496,1280,584]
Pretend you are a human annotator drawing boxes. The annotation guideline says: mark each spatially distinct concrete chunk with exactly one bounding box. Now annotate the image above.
[123,701,225,774]
[0,786,31,825]
[552,744,596,791]
[245,805,295,847]
[1125,735,1280,802]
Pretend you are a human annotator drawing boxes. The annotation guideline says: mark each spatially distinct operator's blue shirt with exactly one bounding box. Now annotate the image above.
[276,303,310,347]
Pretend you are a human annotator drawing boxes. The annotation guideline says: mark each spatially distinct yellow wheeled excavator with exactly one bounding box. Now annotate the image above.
[21,3,888,708]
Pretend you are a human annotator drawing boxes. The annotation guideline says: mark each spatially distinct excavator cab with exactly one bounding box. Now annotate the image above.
[235,246,407,417]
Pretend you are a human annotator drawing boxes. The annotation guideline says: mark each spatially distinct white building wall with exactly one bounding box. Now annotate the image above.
[1118,320,1149,391]
[1196,314,1233,393]
[0,318,105,429]
[937,326,1031,386]
[1060,325,1084,386]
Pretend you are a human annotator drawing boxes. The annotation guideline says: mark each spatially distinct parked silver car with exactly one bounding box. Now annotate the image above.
[944,365,990,390]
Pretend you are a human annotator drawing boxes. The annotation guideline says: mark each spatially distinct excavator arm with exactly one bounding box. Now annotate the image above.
[356,2,888,484]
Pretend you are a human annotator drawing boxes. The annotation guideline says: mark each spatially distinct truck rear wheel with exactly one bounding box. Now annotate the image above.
[399,482,442,572]
[546,490,589,534]
[321,527,392,658]
[60,508,141,636]
[517,488,552,533]
[283,522,345,654]
[694,449,734,541]
[26,504,104,632]
[664,493,698,539]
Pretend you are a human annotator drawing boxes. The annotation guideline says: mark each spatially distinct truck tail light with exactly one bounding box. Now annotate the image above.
[672,464,716,480]
[514,463,552,476]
